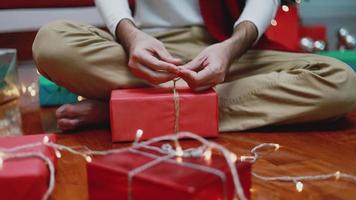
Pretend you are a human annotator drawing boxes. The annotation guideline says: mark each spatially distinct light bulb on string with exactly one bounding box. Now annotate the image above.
[42,136,50,144]
[271,19,277,26]
[240,155,255,162]
[134,129,144,144]
[282,5,289,12]
[203,148,212,163]
[230,153,238,163]
[175,145,184,157]
[274,144,280,151]
[85,155,92,163]
[55,150,62,159]
[335,171,341,180]
[295,181,304,192]
[0,157,3,170]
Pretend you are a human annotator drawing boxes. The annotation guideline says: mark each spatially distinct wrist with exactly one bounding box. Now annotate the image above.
[223,21,258,59]
[115,19,139,52]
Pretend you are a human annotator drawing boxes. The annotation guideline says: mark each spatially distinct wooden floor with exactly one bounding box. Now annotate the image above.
[1,63,355,200]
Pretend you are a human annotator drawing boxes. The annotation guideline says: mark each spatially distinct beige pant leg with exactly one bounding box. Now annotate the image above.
[218,50,356,131]
[33,20,148,100]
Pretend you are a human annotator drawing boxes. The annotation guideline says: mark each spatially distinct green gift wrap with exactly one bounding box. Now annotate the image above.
[318,50,356,72]
[39,75,78,106]
[0,49,20,104]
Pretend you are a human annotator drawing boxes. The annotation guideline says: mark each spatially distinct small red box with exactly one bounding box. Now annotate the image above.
[87,147,251,200]
[0,134,56,200]
[110,88,219,142]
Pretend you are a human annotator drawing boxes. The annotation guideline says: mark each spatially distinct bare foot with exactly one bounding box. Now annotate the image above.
[55,99,109,131]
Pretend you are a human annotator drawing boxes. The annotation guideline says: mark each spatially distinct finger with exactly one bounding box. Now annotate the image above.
[179,67,213,84]
[179,68,216,90]
[180,57,204,72]
[132,63,176,84]
[139,52,179,74]
[182,70,215,92]
[155,48,182,65]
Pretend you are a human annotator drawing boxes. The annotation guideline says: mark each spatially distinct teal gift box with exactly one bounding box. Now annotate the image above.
[39,75,78,106]
[318,50,356,72]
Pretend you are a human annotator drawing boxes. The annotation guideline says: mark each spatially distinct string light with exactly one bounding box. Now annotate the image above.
[295,181,304,192]
[21,85,27,93]
[271,19,277,26]
[0,156,3,170]
[85,155,92,163]
[0,131,356,200]
[42,136,49,144]
[77,96,84,102]
[176,156,183,163]
[134,129,144,144]
[230,153,238,163]
[295,0,301,4]
[240,156,255,162]
[335,171,341,180]
[55,150,61,159]
[282,5,289,12]
[176,146,184,157]
[203,148,212,163]
[274,144,280,151]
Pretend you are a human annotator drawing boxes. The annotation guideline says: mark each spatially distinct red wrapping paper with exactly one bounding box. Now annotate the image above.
[87,148,251,200]
[110,88,219,142]
[0,134,56,200]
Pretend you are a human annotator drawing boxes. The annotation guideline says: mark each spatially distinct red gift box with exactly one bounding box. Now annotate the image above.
[110,88,219,142]
[87,147,251,200]
[0,134,56,200]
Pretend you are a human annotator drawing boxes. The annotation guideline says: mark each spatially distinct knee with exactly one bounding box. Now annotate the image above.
[32,20,75,72]
[314,55,356,111]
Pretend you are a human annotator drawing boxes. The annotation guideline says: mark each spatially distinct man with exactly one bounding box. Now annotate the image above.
[32,0,356,131]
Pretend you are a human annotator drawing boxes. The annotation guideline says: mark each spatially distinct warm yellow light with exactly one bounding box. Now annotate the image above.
[274,144,280,151]
[176,146,184,157]
[249,188,257,193]
[136,129,143,139]
[55,150,62,159]
[0,157,3,170]
[21,85,27,93]
[230,153,238,163]
[30,90,36,97]
[77,96,84,101]
[176,156,183,163]
[335,171,341,180]
[240,155,255,162]
[85,155,92,163]
[271,19,277,26]
[282,5,289,12]
[43,136,50,143]
[296,181,304,192]
[203,149,212,162]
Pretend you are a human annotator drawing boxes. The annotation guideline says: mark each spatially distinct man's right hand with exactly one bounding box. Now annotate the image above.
[116,19,181,85]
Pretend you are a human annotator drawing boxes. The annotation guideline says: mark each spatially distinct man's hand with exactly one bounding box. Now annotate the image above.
[177,21,258,91]
[116,19,181,85]
[177,42,234,91]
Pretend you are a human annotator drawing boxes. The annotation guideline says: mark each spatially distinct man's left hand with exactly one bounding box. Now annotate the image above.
[177,21,258,91]
[177,41,234,91]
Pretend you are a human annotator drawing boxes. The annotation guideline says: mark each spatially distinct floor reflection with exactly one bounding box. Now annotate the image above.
[0,99,22,136]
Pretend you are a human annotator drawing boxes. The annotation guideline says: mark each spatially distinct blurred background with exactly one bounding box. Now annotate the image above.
[300,0,356,49]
